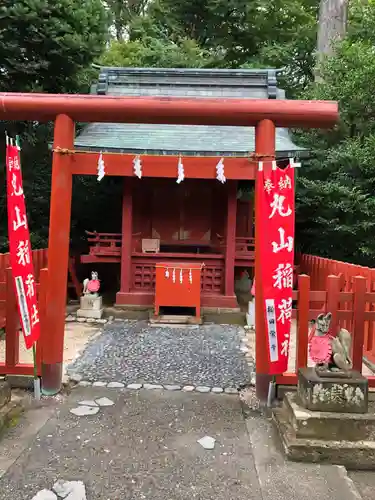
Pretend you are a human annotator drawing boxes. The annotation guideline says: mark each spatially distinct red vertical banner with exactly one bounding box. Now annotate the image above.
[6,141,40,349]
[257,162,295,375]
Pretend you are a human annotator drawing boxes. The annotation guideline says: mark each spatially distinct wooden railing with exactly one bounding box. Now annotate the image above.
[277,274,375,388]
[0,267,48,376]
[235,237,255,255]
[85,231,122,256]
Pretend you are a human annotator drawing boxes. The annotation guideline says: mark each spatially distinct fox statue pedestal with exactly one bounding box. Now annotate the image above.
[272,313,375,469]
[77,271,103,320]
[77,294,103,320]
[297,367,368,414]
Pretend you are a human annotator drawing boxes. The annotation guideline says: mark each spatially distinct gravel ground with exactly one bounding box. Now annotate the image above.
[67,321,253,388]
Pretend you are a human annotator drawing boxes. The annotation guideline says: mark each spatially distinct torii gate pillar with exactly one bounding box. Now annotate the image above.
[254,119,276,402]
[42,114,75,394]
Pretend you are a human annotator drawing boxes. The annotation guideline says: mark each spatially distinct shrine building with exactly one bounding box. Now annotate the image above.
[75,67,304,310]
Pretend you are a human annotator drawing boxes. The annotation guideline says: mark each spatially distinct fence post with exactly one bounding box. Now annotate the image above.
[296,274,310,371]
[36,268,48,374]
[352,275,367,372]
[5,267,19,369]
[326,275,341,336]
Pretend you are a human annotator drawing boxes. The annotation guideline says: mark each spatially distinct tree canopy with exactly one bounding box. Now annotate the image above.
[2,0,375,267]
[0,0,109,93]
[0,0,109,251]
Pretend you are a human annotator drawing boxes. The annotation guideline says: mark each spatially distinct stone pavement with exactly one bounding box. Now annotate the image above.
[0,386,365,500]
[349,471,375,500]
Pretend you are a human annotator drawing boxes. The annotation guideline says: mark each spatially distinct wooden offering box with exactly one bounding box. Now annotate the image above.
[155,262,203,318]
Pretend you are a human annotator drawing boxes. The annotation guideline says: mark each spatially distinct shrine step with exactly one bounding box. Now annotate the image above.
[149,314,202,325]
[282,392,375,441]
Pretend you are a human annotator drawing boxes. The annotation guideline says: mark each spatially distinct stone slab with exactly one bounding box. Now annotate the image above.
[31,490,57,500]
[297,367,368,414]
[80,295,102,310]
[0,381,11,408]
[0,401,25,434]
[76,308,103,319]
[5,375,34,390]
[149,314,202,325]
[273,406,375,470]
[284,392,375,442]
[247,413,364,500]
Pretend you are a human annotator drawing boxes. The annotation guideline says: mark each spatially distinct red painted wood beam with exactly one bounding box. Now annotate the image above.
[0,93,338,128]
[71,153,256,179]
[43,114,74,395]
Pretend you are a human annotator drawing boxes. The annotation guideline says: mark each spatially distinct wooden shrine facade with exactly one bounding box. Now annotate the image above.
[80,177,255,308]
[75,67,305,308]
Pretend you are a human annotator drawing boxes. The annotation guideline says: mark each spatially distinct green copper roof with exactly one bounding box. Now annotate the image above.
[75,67,305,157]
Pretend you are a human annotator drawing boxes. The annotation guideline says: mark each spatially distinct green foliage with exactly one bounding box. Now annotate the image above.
[2,0,375,270]
[138,0,320,70]
[105,0,148,41]
[0,0,109,252]
[296,36,375,265]
[99,38,212,68]
[0,0,109,93]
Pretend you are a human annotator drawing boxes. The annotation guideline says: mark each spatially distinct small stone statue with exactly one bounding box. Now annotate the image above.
[308,312,353,377]
[83,271,100,297]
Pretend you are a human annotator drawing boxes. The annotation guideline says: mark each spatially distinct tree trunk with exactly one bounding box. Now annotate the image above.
[316,0,348,80]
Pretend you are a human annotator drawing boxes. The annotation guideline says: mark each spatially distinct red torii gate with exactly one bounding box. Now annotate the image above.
[0,93,339,398]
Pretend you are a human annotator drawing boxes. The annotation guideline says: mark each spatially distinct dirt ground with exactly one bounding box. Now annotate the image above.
[0,321,101,377]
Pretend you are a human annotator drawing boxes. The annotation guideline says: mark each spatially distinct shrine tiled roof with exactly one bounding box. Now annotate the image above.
[75,67,306,157]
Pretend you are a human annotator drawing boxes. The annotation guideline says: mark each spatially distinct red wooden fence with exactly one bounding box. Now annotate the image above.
[0,267,48,376]
[298,254,375,365]
[0,248,48,283]
[277,273,375,388]
[0,249,81,307]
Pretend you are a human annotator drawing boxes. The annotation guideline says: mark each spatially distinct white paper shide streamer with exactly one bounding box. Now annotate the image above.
[216,157,226,183]
[133,155,142,178]
[97,152,105,181]
[289,157,301,169]
[177,156,185,184]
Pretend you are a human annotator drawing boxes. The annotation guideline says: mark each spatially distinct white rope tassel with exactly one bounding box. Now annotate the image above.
[189,269,192,284]
[216,157,226,183]
[97,152,105,181]
[272,160,277,171]
[165,267,169,279]
[172,268,176,283]
[176,156,184,184]
[133,155,142,178]
[180,269,183,283]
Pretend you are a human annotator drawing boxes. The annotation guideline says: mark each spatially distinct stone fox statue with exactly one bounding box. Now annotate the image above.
[83,271,100,296]
[308,312,353,374]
